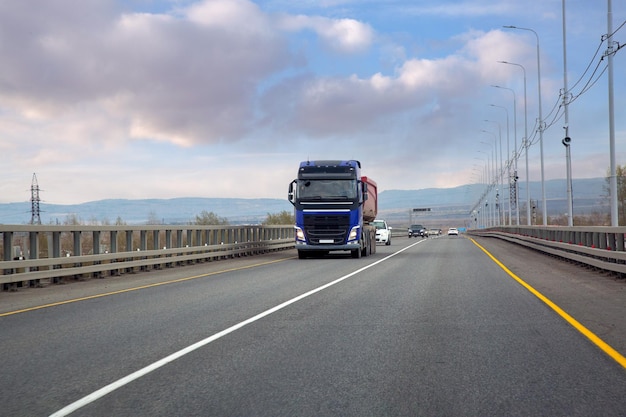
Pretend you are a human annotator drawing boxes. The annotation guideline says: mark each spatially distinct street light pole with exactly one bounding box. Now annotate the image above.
[504,25,546,225]
[562,0,573,226]
[489,103,511,225]
[492,85,519,225]
[477,150,492,227]
[482,128,500,226]
[483,122,503,226]
[498,61,530,225]
[607,0,618,226]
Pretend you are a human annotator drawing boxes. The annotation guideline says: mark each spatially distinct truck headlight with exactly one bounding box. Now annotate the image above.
[295,226,305,241]
[348,226,360,241]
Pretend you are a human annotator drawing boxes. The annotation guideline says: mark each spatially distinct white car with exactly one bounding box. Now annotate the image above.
[372,219,392,245]
[448,227,459,236]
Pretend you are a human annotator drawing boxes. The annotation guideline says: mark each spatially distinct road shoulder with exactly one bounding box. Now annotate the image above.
[471,235,626,357]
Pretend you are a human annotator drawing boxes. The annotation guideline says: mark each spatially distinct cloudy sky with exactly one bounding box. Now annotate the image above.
[1,0,624,205]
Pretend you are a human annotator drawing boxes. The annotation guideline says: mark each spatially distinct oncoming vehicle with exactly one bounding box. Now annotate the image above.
[427,228,441,237]
[288,160,378,259]
[408,224,425,238]
[448,227,459,236]
[372,219,392,245]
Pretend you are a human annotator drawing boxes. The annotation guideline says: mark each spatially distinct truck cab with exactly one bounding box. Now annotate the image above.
[288,160,377,258]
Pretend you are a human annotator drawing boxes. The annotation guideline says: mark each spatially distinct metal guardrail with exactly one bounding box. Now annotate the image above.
[468,226,626,276]
[1,225,295,290]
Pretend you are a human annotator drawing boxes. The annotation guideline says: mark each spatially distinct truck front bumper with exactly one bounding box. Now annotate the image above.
[295,242,360,251]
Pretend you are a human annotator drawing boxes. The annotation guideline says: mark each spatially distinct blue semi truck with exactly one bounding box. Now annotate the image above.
[288,160,378,259]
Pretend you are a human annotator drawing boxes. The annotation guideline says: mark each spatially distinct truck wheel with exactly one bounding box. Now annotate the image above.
[351,248,362,258]
[298,250,306,259]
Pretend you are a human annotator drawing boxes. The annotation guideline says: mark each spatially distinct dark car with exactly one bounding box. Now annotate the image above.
[408,224,425,238]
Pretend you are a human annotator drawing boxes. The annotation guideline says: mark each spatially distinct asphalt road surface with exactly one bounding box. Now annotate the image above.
[1,235,625,416]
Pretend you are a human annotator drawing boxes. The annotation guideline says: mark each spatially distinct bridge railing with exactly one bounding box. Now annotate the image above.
[1,225,295,290]
[468,226,626,276]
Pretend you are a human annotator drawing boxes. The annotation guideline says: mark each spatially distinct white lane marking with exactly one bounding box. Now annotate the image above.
[50,240,426,416]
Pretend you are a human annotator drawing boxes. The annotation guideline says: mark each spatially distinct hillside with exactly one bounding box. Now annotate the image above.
[0,178,609,226]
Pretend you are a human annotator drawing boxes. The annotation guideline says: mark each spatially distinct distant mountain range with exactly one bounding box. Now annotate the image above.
[0,178,609,226]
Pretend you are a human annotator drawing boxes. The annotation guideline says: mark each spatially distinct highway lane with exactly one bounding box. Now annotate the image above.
[1,236,625,416]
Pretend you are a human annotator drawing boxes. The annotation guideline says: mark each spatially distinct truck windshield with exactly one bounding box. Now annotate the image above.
[298,179,357,200]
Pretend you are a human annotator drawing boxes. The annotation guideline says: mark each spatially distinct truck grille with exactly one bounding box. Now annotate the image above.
[303,214,350,244]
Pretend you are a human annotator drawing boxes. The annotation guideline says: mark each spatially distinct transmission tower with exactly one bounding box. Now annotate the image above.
[30,173,41,225]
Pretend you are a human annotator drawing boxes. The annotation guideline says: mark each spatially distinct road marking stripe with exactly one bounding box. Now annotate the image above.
[0,257,291,317]
[470,237,626,370]
[50,240,427,416]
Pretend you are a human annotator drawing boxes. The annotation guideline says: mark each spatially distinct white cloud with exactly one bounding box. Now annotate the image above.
[258,28,530,148]
[184,0,271,35]
[277,14,374,53]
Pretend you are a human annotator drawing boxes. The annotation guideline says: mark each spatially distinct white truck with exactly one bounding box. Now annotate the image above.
[372,219,392,245]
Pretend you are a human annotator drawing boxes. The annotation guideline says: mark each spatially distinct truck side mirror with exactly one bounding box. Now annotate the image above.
[362,181,368,201]
[288,180,296,205]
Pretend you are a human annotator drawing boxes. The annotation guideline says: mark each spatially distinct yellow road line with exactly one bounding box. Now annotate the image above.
[0,257,292,317]
[470,237,626,369]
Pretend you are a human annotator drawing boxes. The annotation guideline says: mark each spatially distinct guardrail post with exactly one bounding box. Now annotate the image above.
[2,232,14,290]
[52,232,61,258]
[234,228,241,257]
[125,230,134,273]
[140,231,147,250]
[109,231,120,276]
[72,231,83,280]
[93,231,101,255]
[50,232,62,283]
[139,231,147,271]
[110,231,117,253]
[92,231,103,278]
[579,232,591,246]
[599,232,608,250]
[608,233,617,251]
[219,229,227,259]
[27,231,37,257]
[3,231,13,262]
[253,227,260,254]
[174,229,183,266]
[163,229,171,268]
[153,230,160,250]
[73,231,81,256]
[125,230,133,252]
[28,231,39,278]
[615,233,624,252]
[186,230,194,264]
[175,230,182,248]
